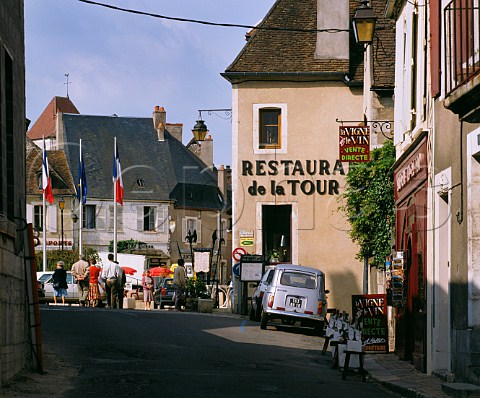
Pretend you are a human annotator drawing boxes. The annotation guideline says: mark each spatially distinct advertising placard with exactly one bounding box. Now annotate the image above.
[240,254,264,282]
[339,126,370,163]
[351,294,388,352]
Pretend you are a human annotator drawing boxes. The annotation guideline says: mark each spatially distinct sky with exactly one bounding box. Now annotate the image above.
[25,0,275,167]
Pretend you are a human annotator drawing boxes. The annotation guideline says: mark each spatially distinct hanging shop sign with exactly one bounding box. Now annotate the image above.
[241,159,345,197]
[351,294,388,353]
[339,126,370,162]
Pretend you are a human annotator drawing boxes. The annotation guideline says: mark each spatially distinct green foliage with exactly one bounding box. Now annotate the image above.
[339,140,396,267]
[108,239,144,253]
[35,247,99,271]
[185,277,209,298]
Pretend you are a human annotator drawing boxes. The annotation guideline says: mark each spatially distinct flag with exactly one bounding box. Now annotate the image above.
[77,152,87,204]
[42,138,54,204]
[113,142,124,205]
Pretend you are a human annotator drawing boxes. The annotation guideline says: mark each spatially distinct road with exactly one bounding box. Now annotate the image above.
[1,306,399,397]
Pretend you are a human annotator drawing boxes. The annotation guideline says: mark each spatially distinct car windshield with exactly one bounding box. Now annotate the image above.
[280,272,316,289]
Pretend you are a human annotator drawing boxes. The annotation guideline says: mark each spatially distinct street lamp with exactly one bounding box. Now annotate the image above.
[352,0,377,46]
[59,197,65,250]
[192,114,209,141]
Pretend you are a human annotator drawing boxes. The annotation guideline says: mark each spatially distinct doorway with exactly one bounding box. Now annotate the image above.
[262,205,291,262]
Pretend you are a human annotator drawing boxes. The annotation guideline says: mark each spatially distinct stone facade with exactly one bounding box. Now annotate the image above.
[0,0,31,387]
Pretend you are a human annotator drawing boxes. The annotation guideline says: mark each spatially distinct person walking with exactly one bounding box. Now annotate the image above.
[102,253,119,308]
[52,261,68,305]
[173,259,186,311]
[87,258,101,307]
[71,254,90,306]
[117,263,126,309]
[142,269,154,311]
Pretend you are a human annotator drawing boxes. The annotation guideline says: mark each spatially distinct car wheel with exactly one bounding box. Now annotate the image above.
[314,321,325,336]
[249,305,255,321]
[255,305,262,322]
[160,303,165,309]
[260,311,269,330]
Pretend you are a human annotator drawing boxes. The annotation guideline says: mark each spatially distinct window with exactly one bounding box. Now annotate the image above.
[83,205,96,229]
[259,108,281,148]
[34,205,43,230]
[253,104,287,154]
[182,217,201,243]
[144,206,156,231]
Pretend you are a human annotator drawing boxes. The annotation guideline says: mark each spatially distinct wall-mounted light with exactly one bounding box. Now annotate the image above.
[169,216,176,234]
[352,0,377,46]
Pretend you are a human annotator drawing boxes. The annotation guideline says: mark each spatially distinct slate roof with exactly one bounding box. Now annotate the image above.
[222,0,395,89]
[61,114,227,211]
[26,137,76,197]
[27,96,79,140]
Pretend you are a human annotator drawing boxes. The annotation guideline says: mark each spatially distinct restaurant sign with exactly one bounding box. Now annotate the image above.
[351,294,388,353]
[339,126,370,162]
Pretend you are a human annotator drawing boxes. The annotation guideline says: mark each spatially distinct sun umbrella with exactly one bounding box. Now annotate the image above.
[149,266,173,277]
[121,266,137,275]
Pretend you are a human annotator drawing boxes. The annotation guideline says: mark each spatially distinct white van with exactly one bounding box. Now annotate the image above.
[259,264,329,335]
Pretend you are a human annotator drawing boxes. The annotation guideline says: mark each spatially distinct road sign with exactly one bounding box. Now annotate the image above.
[232,247,247,262]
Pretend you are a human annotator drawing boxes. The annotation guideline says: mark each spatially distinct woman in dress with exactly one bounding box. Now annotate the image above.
[142,269,154,310]
[52,261,68,305]
[87,258,101,307]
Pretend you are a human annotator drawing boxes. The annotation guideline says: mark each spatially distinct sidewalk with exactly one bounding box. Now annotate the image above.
[364,353,480,398]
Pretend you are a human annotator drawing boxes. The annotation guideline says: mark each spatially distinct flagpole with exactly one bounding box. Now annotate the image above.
[79,139,83,256]
[113,137,117,261]
[42,182,47,272]
[42,136,47,272]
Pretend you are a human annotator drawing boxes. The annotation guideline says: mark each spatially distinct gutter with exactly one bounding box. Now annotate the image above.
[221,71,347,83]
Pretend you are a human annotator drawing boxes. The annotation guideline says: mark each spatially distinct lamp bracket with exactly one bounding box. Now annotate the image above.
[336,118,393,139]
[198,109,232,121]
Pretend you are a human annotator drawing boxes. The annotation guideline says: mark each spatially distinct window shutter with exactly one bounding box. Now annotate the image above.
[196,220,202,243]
[108,205,123,232]
[48,205,57,233]
[96,206,106,230]
[429,0,441,97]
[156,206,166,232]
[137,206,144,231]
[182,218,188,242]
[26,204,33,224]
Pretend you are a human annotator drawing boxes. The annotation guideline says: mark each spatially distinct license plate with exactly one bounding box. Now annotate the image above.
[289,297,302,308]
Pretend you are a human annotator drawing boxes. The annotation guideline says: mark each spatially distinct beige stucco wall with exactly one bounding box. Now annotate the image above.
[232,80,365,311]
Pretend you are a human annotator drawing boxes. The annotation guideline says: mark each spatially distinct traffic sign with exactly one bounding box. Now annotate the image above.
[232,247,247,262]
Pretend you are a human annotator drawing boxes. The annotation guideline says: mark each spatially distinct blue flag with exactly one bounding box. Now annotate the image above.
[77,152,87,204]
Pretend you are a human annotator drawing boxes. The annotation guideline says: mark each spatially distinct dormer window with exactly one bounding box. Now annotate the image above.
[137,178,145,187]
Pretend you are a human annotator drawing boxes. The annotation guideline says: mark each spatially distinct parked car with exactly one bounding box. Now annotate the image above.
[259,264,329,335]
[250,266,275,321]
[153,277,175,309]
[38,271,106,305]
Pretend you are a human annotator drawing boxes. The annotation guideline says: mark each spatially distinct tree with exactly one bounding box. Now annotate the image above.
[35,247,99,271]
[340,140,396,267]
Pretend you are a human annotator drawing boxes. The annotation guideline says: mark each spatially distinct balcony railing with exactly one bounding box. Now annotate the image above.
[444,0,480,97]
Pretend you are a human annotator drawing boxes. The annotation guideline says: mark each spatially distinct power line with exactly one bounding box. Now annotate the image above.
[77,0,349,34]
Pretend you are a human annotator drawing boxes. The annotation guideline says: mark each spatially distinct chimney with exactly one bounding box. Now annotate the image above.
[217,165,229,199]
[200,134,214,169]
[167,123,183,142]
[152,106,166,141]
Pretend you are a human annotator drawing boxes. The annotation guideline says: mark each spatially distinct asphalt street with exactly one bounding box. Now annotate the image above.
[1,306,400,397]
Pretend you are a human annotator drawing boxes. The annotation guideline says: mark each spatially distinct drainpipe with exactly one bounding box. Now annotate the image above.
[363,255,369,294]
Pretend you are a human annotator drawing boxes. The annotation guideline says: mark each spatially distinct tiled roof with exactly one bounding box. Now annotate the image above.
[26,137,76,196]
[222,0,364,82]
[27,96,79,140]
[61,114,227,210]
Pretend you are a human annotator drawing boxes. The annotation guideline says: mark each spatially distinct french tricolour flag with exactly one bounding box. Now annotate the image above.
[42,137,54,204]
[113,142,124,205]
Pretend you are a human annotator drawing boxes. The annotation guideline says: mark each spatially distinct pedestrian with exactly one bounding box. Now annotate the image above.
[71,254,90,306]
[52,261,68,305]
[173,258,186,311]
[117,262,126,309]
[142,269,154,311]
[101,253,119,308]
[87,258,101,307]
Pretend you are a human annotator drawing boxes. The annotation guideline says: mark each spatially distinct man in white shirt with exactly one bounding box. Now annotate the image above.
[101,253,119,308]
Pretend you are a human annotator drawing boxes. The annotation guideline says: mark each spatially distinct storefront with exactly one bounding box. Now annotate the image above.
[393,133,428,372]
